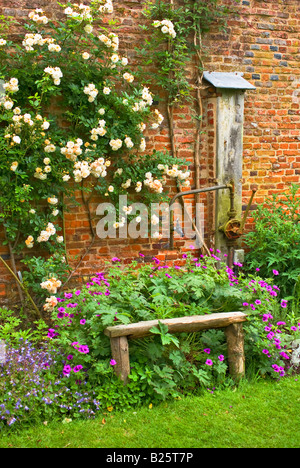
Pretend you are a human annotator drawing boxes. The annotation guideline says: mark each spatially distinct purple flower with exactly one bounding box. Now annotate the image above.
[67,355,73,360]
[204,348,211,354]
[57,307,65,313]
[65,293,73,299]
[80,319,86,325]
[79,345,89,354]
[110,359,117,366]
[277,321,286,327]
[273,270,279,276]
[280,352,290,360]
[112,257,120,262]
[75,290,81,296]
[218,355,225,362]
[242,302,249,307]
[205,359,213,366]
[281,300,288,308]
[255,300,261,305]
[73,365,83,373]
[291,326,298,331]
[63,365,72,375]
[57,311,64,319]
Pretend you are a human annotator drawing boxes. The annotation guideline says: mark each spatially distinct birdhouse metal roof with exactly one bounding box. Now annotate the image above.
[203,72,256,90]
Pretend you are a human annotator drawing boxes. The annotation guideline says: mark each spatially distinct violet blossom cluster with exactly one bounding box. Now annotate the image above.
[0,339,102,428]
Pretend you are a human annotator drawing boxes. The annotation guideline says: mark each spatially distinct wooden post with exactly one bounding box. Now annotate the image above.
[225,323,245,381]
[110,336,130,384]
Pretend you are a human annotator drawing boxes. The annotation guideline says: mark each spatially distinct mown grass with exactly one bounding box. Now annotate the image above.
[1,377,299,448]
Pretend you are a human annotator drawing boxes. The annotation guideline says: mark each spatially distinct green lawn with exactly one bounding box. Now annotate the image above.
[1,377,299,448]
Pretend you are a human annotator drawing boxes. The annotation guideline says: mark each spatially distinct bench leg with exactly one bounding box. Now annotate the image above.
[110,336,130,385]
[225,323,245,381]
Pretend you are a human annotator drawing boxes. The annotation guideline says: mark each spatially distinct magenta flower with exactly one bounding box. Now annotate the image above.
[281,300,288,308]
[255,300,261,305]
[204,348,211,354]
[79,345,89,354]
[63,365,72,375]
[73,365,83,373]
[273,270,279,276]
[67,355,73,361]
[280,352,290,360]
[218,355,225,362]
[47,328,56,338]
[57,311,65,319]
[112,257,120,262]
[291,326,297,331]
[110,359,117,366]
[80,319,86,325]
[205,359,213,366]
[242,302,249,307]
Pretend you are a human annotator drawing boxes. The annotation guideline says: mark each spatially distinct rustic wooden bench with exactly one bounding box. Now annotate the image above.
[104,312,247,384]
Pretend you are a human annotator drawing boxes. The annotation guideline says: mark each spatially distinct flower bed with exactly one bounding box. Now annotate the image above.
[1,251,299,429]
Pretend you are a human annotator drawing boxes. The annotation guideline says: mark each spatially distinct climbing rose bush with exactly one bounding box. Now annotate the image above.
[0,1,189,313]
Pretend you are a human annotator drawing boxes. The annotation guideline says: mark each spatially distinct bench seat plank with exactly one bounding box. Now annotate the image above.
[104,311,247,340]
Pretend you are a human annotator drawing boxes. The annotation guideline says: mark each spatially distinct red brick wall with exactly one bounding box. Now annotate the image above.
[203,0,300,220]
[0,0,299,305]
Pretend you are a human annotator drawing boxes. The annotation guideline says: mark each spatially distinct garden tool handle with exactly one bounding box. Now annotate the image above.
[239,188,257,234]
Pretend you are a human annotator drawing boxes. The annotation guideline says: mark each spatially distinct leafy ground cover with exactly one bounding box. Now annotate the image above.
[1,252,299,430]
[0,377,299,448]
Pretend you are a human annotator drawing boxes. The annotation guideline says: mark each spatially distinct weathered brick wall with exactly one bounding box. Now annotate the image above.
[0,0,299,305]
[204,0,300,219]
